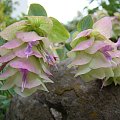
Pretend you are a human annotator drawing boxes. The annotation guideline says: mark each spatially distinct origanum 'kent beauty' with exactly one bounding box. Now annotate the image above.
[0,30,56,97]
[0,14,119,97]
[0,12,70,97]
[68,17,120,86]
[0,16,61,97]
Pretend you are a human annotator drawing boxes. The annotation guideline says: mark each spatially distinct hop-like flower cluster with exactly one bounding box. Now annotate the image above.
[68,17,120,86]
[0,29,56,97]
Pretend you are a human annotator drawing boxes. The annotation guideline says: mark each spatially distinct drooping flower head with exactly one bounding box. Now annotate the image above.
[0,30,55,96]
[0,15,70,97]
[68,16,120,86]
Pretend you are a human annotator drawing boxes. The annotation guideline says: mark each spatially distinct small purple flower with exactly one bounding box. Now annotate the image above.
[39,47,57,66]
[45,54,56,65]
[101,45,113,51]
[20,69,28,92]
[100,45,113,60]
[25,41,38,58]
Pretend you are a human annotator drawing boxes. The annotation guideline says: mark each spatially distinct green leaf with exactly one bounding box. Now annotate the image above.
[48,17,70,43]
[0,95,7,100]
[65,43,72,51]
[0,38,5,46]
[56,46,68,61]
[26,16,53,35]
[28,4,47,16]
[77,15,93,32]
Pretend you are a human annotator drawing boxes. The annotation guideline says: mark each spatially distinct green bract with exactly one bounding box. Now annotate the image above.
[26,16,53,35]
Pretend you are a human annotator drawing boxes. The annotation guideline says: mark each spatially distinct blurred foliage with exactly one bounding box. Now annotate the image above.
[65,12,83,32]
[65,0,120,41]
[86,0,120,41]
[0,88,15,120]
[92,9,120,41]
[86,0,120,16]
[0,77,15,119]
[0,0,19,30]
[112,12,120,40]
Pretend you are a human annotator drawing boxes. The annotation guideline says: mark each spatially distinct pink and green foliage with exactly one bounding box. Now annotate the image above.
[91,10,120,40]
[0,29,55,97]
[68,16,120,86]
[0,4,70,97]
[0,3,120,98]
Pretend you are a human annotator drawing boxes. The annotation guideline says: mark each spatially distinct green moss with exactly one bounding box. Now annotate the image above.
[55,86,74,95]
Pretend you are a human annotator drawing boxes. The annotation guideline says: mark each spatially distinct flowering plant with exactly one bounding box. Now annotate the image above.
[68,15,120,87]
[0,3,120,97]
[0,4,70,97]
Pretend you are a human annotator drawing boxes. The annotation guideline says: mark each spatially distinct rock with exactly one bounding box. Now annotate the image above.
[6,59,120,120]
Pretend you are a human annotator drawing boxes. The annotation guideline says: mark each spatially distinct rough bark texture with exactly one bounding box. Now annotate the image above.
[6,59,120,120]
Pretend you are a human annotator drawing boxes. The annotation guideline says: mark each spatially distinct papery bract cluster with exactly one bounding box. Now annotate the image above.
[92,9,120,39]
[0,17,59,97]
[68,17,120,86]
